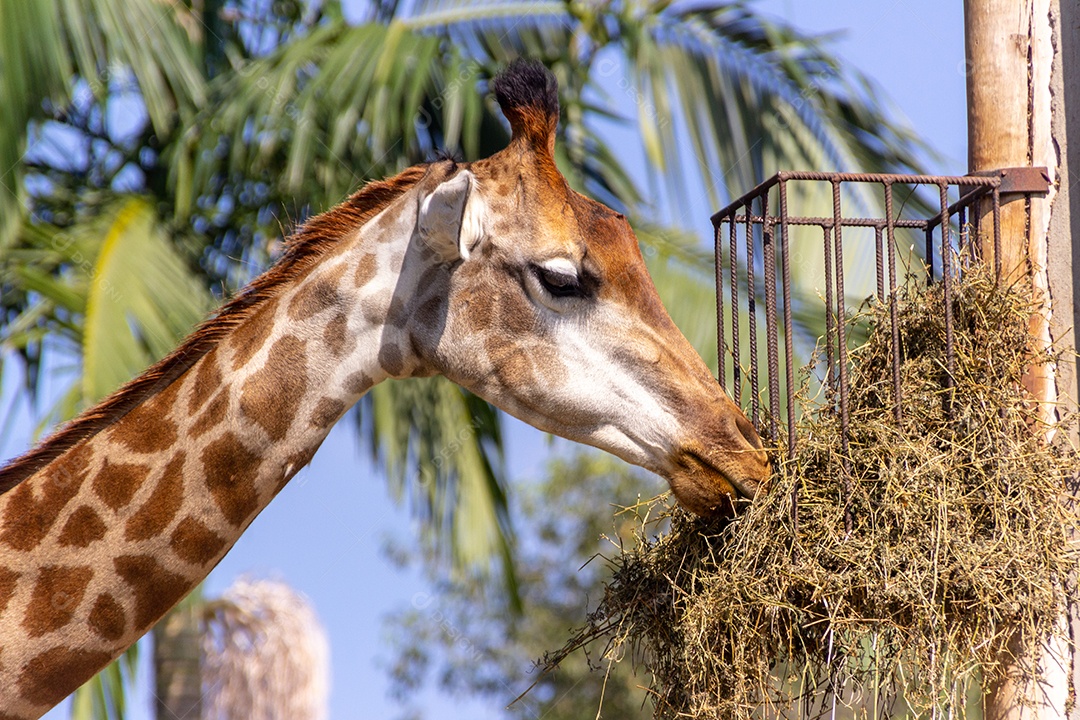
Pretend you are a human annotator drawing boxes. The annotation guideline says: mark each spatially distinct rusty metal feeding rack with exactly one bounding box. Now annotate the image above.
[710,168,1050,462]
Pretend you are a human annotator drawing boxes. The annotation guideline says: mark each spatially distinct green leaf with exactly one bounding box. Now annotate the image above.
[78,198,212,404]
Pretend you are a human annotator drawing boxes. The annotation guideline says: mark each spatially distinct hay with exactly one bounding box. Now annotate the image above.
[547,268,1080,719]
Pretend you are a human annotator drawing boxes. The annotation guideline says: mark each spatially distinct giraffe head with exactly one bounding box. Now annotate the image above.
[392,60,768,515]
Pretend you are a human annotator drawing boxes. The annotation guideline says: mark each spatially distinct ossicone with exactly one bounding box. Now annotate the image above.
[491,58,559,154]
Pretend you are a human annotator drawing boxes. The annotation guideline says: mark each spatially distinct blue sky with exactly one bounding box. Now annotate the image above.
[4,1,970,718]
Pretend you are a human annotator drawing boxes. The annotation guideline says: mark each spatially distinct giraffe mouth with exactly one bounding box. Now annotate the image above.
[666,448,766,518]
[689,449,764,498]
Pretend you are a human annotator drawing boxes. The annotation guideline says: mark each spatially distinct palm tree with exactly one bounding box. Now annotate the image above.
[202,578,330,720]
[0,0,929,715]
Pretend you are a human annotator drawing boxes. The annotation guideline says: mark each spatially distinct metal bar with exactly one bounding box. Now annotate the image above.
[992,188,1002,280]
[822,224,836,396]
[884,182,902,424]
[779,181,798,550]
[779,180,796,459]
[730,217,741,406]
[746,199,760,429]
[763,190,780,443]
[939,183,955,401]
[875,225,885,302]
[972,197,982,264]
[715,221,726,394]
[925,225,934,284]
[958,206,969,270]
[775,170,999,185]
[963,165,1050,194]
[925,186,998,233]
[831,179,853,536]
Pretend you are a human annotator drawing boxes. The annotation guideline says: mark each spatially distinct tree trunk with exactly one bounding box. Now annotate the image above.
[964,1,1072,718]
[153,602,204,720]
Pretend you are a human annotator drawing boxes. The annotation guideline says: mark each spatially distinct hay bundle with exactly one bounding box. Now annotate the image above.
[550,268,1080,719]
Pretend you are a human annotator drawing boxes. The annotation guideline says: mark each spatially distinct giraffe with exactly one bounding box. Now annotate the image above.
[0,59,768,718]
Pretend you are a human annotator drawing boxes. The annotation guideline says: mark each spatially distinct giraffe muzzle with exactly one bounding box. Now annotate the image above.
[664,448,763,517]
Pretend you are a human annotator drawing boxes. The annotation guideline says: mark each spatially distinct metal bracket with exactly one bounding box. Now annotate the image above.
[962,166,1051,196]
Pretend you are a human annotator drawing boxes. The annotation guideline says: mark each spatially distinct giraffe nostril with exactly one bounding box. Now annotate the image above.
[735,411,764,451]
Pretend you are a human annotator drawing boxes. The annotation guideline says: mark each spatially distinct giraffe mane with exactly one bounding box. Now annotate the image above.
[0,163,430,494]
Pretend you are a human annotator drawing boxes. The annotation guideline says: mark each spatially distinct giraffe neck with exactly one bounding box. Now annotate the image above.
[0,189,427,718]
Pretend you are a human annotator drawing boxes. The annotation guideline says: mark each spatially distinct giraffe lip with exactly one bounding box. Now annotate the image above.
[683,449,760,501]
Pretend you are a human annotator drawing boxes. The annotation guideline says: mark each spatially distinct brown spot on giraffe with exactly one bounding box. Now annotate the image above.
[371,210,400,242]
[361,290,390,324]
[276,447,320,494]
[240,336,308,441]
[201,433,261,527]
[386,297,408,328]
[496,287,536,335]
[0,567,18,615]
[354,253,377,287]
[109,381,180,454]
[22,564,94,637]
[124,453,186,542]
[493,346,537,389]
[229,295,280,371]
[379,343,405,376]
[415,295,446,330]
[114,554,189,630]
[191,390,229,439]
[170,517,227,566]
[18,647,116,707]
[188,348,222,415]
[57,506,107,548]
[464,294,496,332]
[0,443,90,551]
[344,372,373,396]
[92,459,150,511]
[310,397,346,429]
[323,312,349,357]
[88,592,126,642]
[287,264,345,320]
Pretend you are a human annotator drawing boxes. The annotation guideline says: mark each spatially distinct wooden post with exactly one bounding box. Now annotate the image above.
[965,0,1031,284]
[964,1,1071,718]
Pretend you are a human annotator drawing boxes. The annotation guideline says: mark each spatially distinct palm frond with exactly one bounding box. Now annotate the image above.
[68,642,137,720]
[0,0,205,248]
[365,376,517,605]
[1,197,211,439]
[80,199,212,403]
[203,578,329,720]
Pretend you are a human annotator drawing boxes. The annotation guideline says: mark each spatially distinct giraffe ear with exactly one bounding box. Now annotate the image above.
[417,170,486,263]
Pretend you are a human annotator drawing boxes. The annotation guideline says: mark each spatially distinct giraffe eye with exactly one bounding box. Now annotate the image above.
[532,264,583,299]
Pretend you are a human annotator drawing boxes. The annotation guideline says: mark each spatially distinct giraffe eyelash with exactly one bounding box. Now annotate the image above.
[532,264,583,299]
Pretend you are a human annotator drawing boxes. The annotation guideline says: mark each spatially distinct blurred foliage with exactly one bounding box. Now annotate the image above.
[383,450,665,720]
